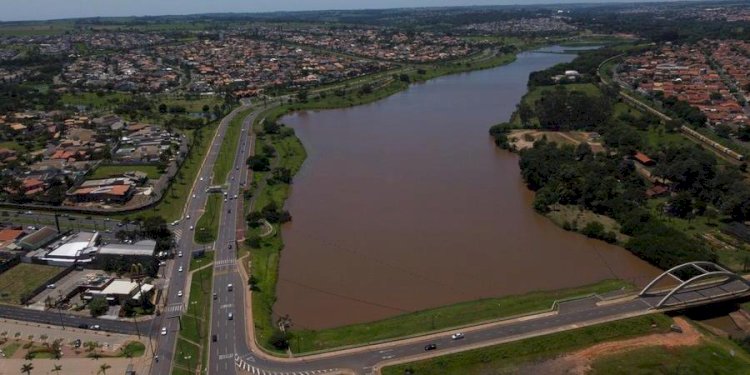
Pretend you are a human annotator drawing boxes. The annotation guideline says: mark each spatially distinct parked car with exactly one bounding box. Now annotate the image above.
[78,324,88,329]
[227,284,233,291]
[178,251,183,257]
[424,344,437,351]
[74,339,81,348]
[90,325,101,331]
[213,293,217,300]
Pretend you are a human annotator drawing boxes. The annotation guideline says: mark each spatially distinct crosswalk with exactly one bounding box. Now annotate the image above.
[164,303,183,313]
[173,229,183,242]
[215,258,236,267]
[234,355,337,375]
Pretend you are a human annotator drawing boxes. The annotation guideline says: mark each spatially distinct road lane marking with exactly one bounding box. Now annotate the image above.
[218,353,234,360]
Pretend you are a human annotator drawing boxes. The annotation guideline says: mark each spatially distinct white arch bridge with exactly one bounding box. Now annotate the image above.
[639,261,750,309]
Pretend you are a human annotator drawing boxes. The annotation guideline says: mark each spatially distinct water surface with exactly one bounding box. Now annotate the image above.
[277,50,662,329]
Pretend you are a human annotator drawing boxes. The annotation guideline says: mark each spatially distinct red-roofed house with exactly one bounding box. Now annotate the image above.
[633,152,656,166]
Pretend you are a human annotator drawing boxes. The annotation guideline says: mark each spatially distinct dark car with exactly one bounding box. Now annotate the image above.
[74,339,82,348]
[78,323,88,329]
[424,344,437,351]
[212,334,217,342]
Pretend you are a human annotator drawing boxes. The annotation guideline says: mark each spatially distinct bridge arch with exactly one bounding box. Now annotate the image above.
[639,261,750,309]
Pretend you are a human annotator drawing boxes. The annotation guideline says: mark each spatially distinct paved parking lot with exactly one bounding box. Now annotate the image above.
[28,270,107,310]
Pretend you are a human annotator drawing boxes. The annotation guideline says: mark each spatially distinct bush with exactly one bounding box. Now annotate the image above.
[269,330,290,350]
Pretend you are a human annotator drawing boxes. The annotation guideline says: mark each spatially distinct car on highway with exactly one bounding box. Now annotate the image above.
[178,251,183,257]
[161,327,167,336]
[78,323,88,329]
[90,325,101,330]
[178,266,184,272]
[451,333,465,340]
[159,261,166,266]
[171,220,180,226]
[186,214,191,219]
[213,293,217,300]
[47,284,56,289]
[424,343,437,351]
[200,177,204,181]
[189,226,194,231]
[192,194,196,198]
[212,334,217,342]
[228,312,233,320]
[227,284,233,291]
[233,194,238,199]
[177,290,183,297]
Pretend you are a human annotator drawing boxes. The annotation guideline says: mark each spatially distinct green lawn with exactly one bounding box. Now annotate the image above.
[0,141,40,153]
[212,107,253,185]
[120,341,146,357]
[194,194,222,244]
[160,96,224,113]
[289,279,632,354]
[0,263,65,304]
[173,338,200,375]
[61,92,129,110]
[1,342,21,357]
[189,251,215,271]
[382,314,673,375]
[590,334,750,374]
[90,164,162,179]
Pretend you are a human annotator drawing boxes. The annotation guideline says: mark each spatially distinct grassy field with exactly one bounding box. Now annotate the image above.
[546,204,628,243]
[160,96,224,113]
[121,341,146,357]
[589,331,750,374]
[0,264,65,304]
[173,338,200,375]
[0,21,75,36]
[289,279,632,353]
[382,314,673,375]
[189,251,215,271]
[194,194,223,244]
[61,92,129,110]
[212,107,253,185]
[0,141,41,153]
[89,164,162,179]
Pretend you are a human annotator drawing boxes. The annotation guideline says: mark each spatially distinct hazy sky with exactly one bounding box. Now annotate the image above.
[1,0,678,22]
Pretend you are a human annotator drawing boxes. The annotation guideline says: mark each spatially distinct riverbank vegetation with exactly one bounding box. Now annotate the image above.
[287,279,630,354]
[492,47,750,271]
[382,314,674,375]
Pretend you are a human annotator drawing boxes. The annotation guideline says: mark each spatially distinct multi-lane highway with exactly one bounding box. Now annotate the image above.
[149,103,257,374]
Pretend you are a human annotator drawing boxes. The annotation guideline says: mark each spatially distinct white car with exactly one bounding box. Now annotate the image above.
[177,290,183,297]
[186,214,191,219]
[161,327,167,336]
[233,194,238,199]
[451,333,465,340]
[192,194,196,198]
[200,177,204,181]
[171,220,180,226]
[178,266,184,272]
[189,226,194,231]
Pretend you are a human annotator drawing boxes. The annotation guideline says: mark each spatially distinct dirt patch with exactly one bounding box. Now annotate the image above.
[521,317,702,375]
[508,130,604,152]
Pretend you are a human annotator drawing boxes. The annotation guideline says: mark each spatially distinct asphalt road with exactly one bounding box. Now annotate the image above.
[149,103,256,374]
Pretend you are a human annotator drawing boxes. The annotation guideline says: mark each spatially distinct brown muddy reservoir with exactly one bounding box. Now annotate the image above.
[277,49,662,329]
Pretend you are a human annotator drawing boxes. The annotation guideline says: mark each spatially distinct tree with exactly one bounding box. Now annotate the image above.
[517,101,534,126]
[21,363,33,375]
[98,363,111,375]
[88,297,108,317]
